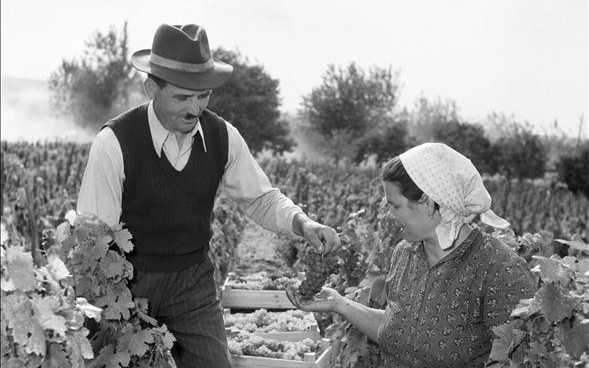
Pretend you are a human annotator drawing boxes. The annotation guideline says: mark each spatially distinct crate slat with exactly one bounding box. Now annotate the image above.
[230,347,330,368]
[221,285,296,309]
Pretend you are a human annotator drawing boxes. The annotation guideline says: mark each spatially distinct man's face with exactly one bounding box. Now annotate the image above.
[145,78,212,134]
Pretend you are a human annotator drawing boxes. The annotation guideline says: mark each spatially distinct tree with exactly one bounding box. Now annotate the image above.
[49,22,144,131]
[299,63,401,161]
[407,96,460,143]
[355,114,413,164]
[208,48,294,155]
[493,123,547,180]
[557,141,589,198]
[432,120,496,175]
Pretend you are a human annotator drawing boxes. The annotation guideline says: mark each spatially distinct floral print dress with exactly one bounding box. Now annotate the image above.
[377,227,536,368]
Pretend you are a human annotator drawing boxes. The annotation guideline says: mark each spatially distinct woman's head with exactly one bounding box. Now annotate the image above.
[381,156,440,243]
[388,143,508,249]
[383,157,434,204]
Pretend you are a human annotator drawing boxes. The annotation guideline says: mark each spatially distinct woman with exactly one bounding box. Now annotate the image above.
[287,143,536,368]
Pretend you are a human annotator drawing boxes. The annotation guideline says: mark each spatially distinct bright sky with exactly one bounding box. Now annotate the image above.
[1,0,588,138]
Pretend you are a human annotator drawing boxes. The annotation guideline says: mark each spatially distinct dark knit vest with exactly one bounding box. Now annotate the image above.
[105,103,228,272]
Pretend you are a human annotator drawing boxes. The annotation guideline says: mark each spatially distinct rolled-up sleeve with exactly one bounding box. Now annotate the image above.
[220,122,304,234]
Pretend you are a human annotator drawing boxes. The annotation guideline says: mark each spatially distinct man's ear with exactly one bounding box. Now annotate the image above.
[144,77,157,100]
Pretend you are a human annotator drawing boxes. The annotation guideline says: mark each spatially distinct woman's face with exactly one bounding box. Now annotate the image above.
[383,181,437,243]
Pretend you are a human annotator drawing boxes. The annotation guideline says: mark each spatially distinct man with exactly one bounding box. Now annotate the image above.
[77,23,339,368]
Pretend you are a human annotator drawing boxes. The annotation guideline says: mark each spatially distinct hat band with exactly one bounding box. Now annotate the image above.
[150,52,214,73]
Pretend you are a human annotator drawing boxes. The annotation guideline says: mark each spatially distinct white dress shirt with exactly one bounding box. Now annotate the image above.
[77,101,303,234]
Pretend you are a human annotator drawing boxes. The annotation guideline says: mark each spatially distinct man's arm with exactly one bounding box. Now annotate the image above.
[220,122,339,252]
[77,128,124,226]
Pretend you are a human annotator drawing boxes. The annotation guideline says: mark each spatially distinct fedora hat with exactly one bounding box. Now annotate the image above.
[131,24,233,90]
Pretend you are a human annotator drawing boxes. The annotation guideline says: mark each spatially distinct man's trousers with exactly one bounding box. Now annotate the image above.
[130,256,232,368]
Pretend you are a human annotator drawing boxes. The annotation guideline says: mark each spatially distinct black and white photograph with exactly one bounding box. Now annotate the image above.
[1,1,588,367]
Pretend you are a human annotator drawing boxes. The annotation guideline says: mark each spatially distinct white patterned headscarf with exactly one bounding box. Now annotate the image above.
[399,142,509,249]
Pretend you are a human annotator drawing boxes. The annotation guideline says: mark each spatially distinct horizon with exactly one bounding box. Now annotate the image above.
[1,0,588,141]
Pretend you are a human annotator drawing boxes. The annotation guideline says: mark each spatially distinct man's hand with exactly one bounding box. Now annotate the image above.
[293,213,341,254]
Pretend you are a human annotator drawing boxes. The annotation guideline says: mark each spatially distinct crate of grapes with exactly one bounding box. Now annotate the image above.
[221,271,304,310]
[228,331,331,368]
[224,308,321,342]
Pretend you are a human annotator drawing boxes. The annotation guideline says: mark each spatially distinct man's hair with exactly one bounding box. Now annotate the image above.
[148,74,168,88]
[382,156,439,209]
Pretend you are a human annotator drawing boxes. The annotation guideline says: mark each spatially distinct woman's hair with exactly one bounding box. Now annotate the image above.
[382,156,423,201]
[382,156,439,210]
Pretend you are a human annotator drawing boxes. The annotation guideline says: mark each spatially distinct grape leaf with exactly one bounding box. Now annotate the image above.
[562,317,589,359]
[31,295,67,336]
[5,245,37,291]
[4,357,27,368]
[535,282,578,323]
[113,227,134,253]
[46,253,70,281]
[155,325,176,350]
[95,286,134,320]
[65,210,77,226]
[489,323,525,362]
[119,328,154,357]
[93,235,112,260]
[76,297,102,321]
[575,259,589,276]
[3,294,35,346]
[25,321,46,356]
[1,275,16,291]
[510,297,541,318]
[55,222,71,244]
[90,345,130,368]
[531,256,572,285]
[100,250,125,279]
[75,275,101,298]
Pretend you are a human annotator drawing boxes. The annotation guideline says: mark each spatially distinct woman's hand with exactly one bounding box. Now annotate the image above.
[286,286,343,313]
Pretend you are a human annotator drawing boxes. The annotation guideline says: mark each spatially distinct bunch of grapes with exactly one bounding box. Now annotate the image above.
[298,250,340,301]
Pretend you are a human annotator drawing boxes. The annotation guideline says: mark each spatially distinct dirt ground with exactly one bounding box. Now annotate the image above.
[232,220,290,274]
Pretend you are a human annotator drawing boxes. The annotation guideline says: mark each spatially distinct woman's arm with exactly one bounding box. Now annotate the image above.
[287,287,385,342]
[334,295,386,342]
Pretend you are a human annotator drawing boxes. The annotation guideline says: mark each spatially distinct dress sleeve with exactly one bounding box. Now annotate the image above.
[482,242,537,329]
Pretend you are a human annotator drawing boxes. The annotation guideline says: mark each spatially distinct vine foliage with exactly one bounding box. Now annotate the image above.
[2,211,176,367]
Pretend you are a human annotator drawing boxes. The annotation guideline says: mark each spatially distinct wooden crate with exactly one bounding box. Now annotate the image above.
[221,272,304,309]
[230,340,331,368]
[226,324,321,342]
[224,309,321,341]
[221,284,296,309]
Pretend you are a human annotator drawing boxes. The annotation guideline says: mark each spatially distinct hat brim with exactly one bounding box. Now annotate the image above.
[131,49,233,90]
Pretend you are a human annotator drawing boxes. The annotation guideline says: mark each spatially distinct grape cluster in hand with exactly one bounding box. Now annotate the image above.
[298,251,339,301]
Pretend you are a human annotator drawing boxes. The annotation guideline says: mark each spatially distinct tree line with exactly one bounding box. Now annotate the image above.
[48,23,588,198]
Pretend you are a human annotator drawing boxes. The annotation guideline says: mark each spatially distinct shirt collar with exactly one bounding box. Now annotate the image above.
[147,101,207,156]
[409,226,482,264]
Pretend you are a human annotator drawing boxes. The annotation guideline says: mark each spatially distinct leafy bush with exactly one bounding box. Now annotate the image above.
[488,234,589,367]
[557,142,589,199]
